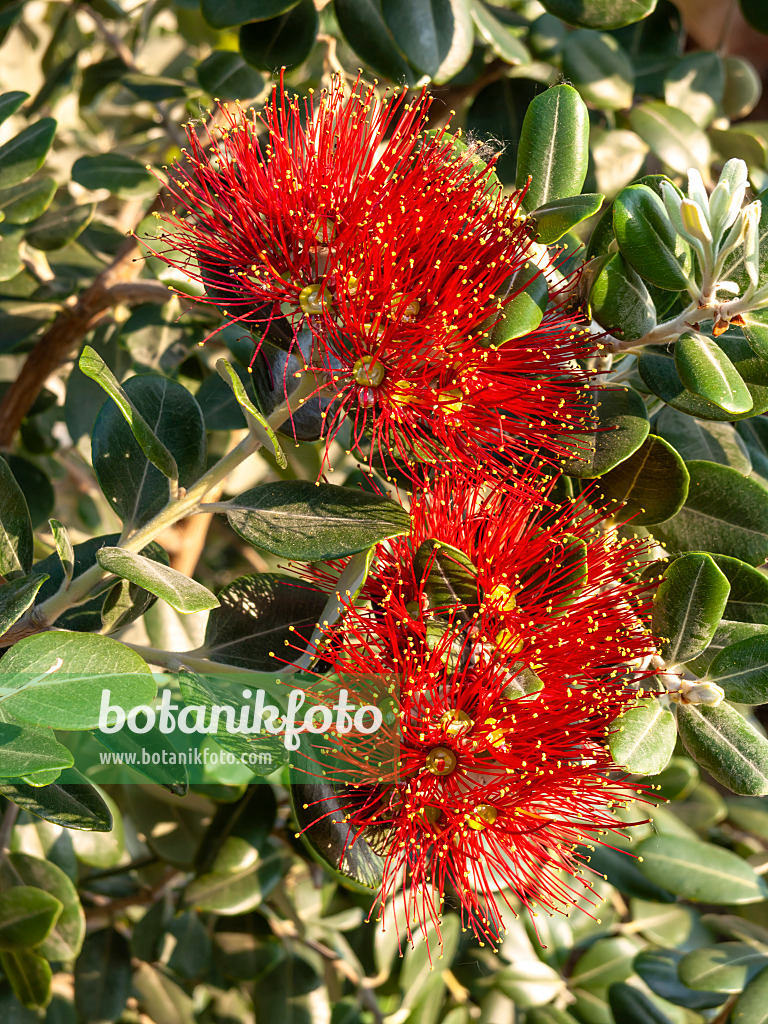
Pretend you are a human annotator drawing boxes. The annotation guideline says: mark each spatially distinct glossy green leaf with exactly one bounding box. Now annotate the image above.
[0,888,62,952]
[578,841,674,902]
[674,332,753,414]
[201,0,299,28]
[0,712,73,779]
[95,547,219,614]
[0,177,55,224]
[722,55,762,120]
[559,384,650,478]
[196,50,264,99]
[708,554,768,625]
[239,0,318,71]
[216,358,286,468]
[654,407,751,473]
[678,943,768,992]
[687,621,768,677]
[742,309,768,362]
[486,259,547,342]
[92,373,206,530]
[737,414,768,485]
[23,202,93,250]
[652,460,768,567]
[629,102,711,176]
[0,223,22,279]
[0,948,51,1009]
[200,572,328,671]
[71,154,155,198]
[539,0,657,29]
[608,983,675,1024]
[646,757,699,801]
[0,630,156,731]
[613,184,692,291]
[469,0,529,64]
[652,552,730,663]
[570,935,641,990]
[677,702,768,796]
[227,480,410,561]
[562,31,634,110]
[708,634,768,704]
[0,118,56,189]
[0,853,84,961]
[381,0,472,80]
[637,833,767,902]
[334,0,414,83]
[74,929,132,1024]
[531,193,604,244]
[610,698,676,775]
[634,949,726,1009]
[589,252,656,341]
[639,338,768,421]
[516,84,589,211]
[496,959,564,1006]
[0,91,27,126]
[185,842,287,915]
[0,573,48,639]
[664,51,724,128]
[414,539,480,614]
[121,73,187,100]
[588,434,689,526]
[732,963,768,1023]
[0,457,33,577]
[0,777,113,830]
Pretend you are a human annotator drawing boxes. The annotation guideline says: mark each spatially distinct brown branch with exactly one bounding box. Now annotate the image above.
[0,199,166,449]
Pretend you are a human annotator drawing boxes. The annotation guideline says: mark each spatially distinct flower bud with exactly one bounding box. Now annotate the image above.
[743,201,762,287]
[679,680,725,706]
[687,169,710,217]
[680,199,712,244]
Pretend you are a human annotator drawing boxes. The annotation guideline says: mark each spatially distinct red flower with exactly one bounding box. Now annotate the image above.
[151,75,594,475]
[295,625,649,951]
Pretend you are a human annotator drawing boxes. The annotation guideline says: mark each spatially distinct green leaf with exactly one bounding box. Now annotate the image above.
[639,338,768,421]
[239,0,319,71]
[469,0,529,64]
[74,929,132,1024]
[629,102,711,176]
[570,935,641,990]
[196,50,264,99]
[677,702,768,796]
[381,0,471,80]
[0,223,22,279]
[559,384,650,478]
[530,194,604,245]
[0,949,51,1009]
[0,777,113,831]
[0,852,84,961]
[722,56,762,120]
[635,949,727,1010]
[589,252,657,341]
[539,0,657,30]
[608,983,675,1024]
[613,184,692,291]
[4,457,53,532]
[588,434,689,526]
[91,373,206,530]
[227,480,410,561]
[486,259,547,342]
[562,31,635,110]
[216,358,286,468]
[48,518,74,586]
[674,332,753,414]
[740,0,768,33]
[654,407,751,473]
[0,631,156,731]
[71,154,155,199]
[637,833,768,902]
[709,554,768,625]
[0,177,55,224]
[678,943,768,992]
[646,756,699,800]
[577,841,674,902]
[201,0,299,28]
[0,91,27,126]
[23,202,94,251]
[651,460,768,567]
[334,0,414,83]
[95,547,219,615]
[708,634,768,704]
[121,73,187,101]
[413,539,479,614]
[0,713,73,779]
[0,118,56,189]
[0,456,33,576]
[687,621,768,677]
[732,963,768,1023]
[652,553,730,663]
[0,888,62,952]
[515,84,589,211]
[496,959,564,1006]
[185,841,287,915]
[742,308,768,362]
[664,51,724,128]
[609,698,676,775]
[737,414,768,484]
[81,347,179,482]
[0,573,48,639]
[200,572,328,671]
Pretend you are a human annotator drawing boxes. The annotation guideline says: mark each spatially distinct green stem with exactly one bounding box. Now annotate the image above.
[119,641,260,677]
[36,372,325,627]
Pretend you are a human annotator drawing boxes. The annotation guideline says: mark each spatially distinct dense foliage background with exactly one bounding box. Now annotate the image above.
[4,0,768,1022]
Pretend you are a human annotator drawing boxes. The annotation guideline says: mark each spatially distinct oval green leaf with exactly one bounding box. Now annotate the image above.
[708,634,768,704]
[677,702,768,796]
[637,833,768,902]
[609,698,676,775]
[588,434,689,526]
[652,552,730,663]
[515,84,589,211]
[559,384,650,478]
[613,184,692,291]
[562,31,635,110]
[675,332,753,414]
[678,943,768,992]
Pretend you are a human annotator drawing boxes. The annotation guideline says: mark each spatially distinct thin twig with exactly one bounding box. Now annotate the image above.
[0,803,19,867]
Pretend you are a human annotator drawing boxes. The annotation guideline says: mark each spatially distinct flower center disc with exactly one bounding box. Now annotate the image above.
[426,745,457,776]
[353,356,386,387]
